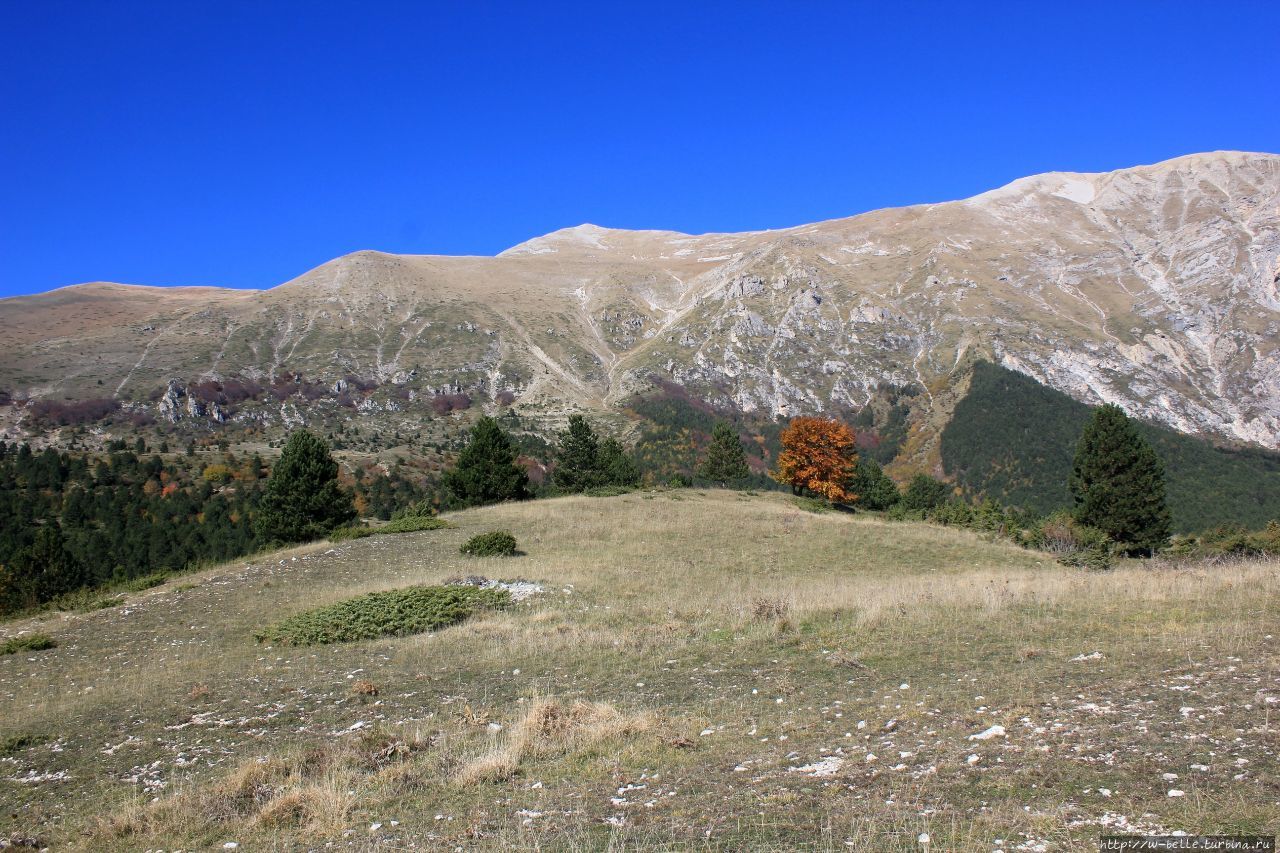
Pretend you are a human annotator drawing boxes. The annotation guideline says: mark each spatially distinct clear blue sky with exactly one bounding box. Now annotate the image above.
[2,1,1277,297]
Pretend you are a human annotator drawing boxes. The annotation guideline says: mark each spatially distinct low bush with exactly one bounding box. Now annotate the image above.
[117,572,169,593]
[328,525,376,542]
[1,633,57,655]
[792,496,832,514]
[390,500,436,520]
[255,585,510,646]
[460,531,518,557]
[885,503,926,522]
[382,515,454,534]
[1168,520,1280,559]
[0,733,49,755]
[330,516,453,542]
[1027,511,1113,570]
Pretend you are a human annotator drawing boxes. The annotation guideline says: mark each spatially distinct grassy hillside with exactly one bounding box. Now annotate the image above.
[1,491,1277,849]
[940,361,1280,531]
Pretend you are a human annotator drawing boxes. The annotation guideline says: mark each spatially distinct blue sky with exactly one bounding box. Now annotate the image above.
[2,1,1277,297]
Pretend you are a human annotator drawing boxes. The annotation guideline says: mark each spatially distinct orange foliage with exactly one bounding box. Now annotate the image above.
[772,416,859,503]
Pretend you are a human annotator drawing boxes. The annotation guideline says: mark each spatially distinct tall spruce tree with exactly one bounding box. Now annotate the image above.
[554,415,603,491]
[598,437,641,488]
[441,416,530,508]
[1069,404,1171,556]
[698,421,750,487]
[256,429,355,544]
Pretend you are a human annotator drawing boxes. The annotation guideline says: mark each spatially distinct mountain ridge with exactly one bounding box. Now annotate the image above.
[2,150,1278,461]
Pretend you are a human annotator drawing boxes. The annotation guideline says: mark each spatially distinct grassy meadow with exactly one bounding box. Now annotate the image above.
[0,490,1277,850]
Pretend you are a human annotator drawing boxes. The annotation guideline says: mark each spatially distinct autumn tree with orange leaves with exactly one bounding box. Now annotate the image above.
[772,416,859,504]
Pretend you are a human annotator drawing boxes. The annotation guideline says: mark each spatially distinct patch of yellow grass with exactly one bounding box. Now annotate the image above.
[456,696,651,785]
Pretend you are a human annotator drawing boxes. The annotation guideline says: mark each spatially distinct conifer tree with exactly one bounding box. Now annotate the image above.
[1069,404,1171,555]
[901,473,948,512]
[441,416,530,508]
[255,429,355,544]
[850,458,900,510]
[554,415,603,491]
[598,437,640,488]
[698,421,750,487]
[9,523,85,608]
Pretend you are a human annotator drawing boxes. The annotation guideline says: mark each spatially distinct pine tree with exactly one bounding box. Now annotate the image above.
[554,415,603,491]
[901,474,948,512]
[255,430,355,544]
[850,458,900,510]
[1069,404,1171,555]
[10,523,85,606]
[598,437,640,488]
[698,421,750,487]
[441,416,531,508]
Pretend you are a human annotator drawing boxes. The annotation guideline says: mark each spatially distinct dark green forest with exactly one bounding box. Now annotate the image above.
[0,441,425,615]
[940,361,1280,531]
[0,443,264,612]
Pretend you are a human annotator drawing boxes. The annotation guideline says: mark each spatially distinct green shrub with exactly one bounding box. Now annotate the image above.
[0,733,49,755]
[117,572,168,593]
[1,633,57,655]
[1028,511,1114,570]
[382,515,454,534]
[391,500,437,520]
[901,474,949,512]
[331,516,454,542]
[1169,520,1280,559]
[329,525,376,542]
[255,585,510,646]
[460,531,518,557]
[886,503,926,522]
[792,496,832,514]
[930,499,976,527]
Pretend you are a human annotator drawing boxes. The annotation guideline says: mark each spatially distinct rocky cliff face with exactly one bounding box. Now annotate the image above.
[2,151,1277,450]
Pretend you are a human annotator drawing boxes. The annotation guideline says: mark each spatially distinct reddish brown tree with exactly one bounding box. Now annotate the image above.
[773,416,859,503]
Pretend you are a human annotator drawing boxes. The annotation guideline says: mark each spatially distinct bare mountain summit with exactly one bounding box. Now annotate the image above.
[1,151,1277,456]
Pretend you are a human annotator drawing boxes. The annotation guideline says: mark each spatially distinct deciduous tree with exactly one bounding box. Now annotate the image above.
[773,416,858,503]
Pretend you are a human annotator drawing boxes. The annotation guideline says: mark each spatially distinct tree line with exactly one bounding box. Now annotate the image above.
[0,391,1242,617]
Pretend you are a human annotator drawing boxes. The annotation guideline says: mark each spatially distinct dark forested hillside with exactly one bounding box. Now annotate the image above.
[0,441,426,615]
[0,443,266,613]
[940,361,1280,531]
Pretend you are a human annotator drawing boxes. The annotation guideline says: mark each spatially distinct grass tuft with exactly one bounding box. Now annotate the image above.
[455,696,651,785]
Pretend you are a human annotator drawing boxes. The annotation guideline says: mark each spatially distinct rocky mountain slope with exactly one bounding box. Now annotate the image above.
[2,151,1277,456]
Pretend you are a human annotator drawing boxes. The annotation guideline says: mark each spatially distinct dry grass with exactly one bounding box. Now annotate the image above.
[456,696,652,785]
[2,490,1278,850]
